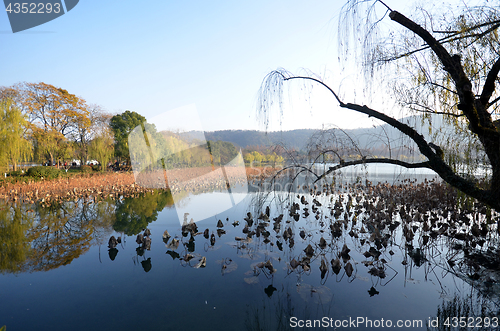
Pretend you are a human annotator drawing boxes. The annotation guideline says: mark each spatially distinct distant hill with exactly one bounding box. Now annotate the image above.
[180,129,316,151]
[178,114,451,156]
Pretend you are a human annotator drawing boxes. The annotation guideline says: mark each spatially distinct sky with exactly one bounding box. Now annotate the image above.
[0,0,415,133]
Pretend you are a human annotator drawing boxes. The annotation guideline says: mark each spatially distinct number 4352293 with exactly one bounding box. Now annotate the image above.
[6,3,61,14]
[444,317,498,328]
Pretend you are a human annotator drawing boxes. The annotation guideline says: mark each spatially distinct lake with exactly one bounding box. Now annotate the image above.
[1,167,499,330]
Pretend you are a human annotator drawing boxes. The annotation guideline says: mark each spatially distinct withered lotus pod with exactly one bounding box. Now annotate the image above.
[331,258,341,274]
[345,262,354,277]
[304,244,314,257]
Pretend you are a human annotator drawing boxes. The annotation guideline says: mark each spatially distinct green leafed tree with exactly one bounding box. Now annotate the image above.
[208,140,239,166]
[113,191,174,235]
[0,99,32,172]
[110,110,146,165]
[244,152,255,164]
[32,127,72,167]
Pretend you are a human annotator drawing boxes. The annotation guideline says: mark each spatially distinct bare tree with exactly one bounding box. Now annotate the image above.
[258,0,500,210]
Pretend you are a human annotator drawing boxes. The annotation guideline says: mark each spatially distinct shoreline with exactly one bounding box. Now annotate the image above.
[0,166,283,204]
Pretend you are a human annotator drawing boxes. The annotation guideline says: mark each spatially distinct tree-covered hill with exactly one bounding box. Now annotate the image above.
[180,129,316,151]
[179,115,448,156]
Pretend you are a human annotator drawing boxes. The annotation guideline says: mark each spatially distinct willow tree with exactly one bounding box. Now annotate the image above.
[259,0,500,211]
[78,105,112,166]
[0,100,32,172]
[31,127,72,167]
[89,134,114,171]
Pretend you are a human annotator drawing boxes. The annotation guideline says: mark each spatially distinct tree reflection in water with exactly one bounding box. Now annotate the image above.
[113,190,174,236]
[2,179,500,329]
[0,190,174,273]
[0,199,111,273]
[0,201,34,274]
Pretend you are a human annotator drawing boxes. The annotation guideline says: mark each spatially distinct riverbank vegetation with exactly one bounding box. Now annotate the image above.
[0,83,284,189]
[0,166,282,204]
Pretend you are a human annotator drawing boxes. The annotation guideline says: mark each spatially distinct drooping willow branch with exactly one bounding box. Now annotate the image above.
[258,68,497,208]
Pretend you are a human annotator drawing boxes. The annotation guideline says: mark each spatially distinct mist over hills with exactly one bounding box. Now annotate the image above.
[180,129,315,151]
[179,115,448,155]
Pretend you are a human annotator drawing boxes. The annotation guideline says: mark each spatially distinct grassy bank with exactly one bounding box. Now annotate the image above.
[0,166,282,204]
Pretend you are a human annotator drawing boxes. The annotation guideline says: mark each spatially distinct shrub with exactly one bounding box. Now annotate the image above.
[27,166,61,179]
[8,170,23,177]
[80,165,93,173]
[91,164,101,172]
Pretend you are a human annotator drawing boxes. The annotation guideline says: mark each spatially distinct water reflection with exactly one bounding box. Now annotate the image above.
[0,201,33,274]
[0,190,174,274]
[113,191,174,235]
[2,179,500,330]
[153,179,500,328]
[430,293,500,331]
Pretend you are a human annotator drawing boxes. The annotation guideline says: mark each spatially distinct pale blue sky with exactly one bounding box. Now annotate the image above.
[1,0,412,132]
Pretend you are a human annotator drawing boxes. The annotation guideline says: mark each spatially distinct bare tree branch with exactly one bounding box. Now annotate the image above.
[314,158,431,184]
[382,21,500,63]
[264,67,500,207]
[487,95,500,109]
[389,11,494,135]
[480,55,500,106]
[284,75,343,104]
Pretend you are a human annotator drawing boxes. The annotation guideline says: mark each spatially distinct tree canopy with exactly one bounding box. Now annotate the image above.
[110,110,147,164]
[0,82,107,167]
[259,0,500,210]
[0,100,32,172]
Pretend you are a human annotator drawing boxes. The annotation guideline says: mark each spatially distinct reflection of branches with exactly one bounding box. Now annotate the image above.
[429,293,500,331]
[27,202,96,272]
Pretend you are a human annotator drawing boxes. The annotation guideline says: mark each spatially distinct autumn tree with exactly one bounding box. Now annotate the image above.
[0,82,95,167]
[19,82,89,135]
[0,99,32,172]
[244,152,255,164]
[259,0,500,211]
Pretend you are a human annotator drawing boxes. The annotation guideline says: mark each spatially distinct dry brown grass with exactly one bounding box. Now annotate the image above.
[0,166,282,204]
[0,172,141,204]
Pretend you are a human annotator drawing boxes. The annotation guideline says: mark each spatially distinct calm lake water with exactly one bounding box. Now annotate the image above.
[1,167,499,330]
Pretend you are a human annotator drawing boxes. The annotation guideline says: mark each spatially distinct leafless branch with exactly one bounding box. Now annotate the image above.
[314,158,432,184]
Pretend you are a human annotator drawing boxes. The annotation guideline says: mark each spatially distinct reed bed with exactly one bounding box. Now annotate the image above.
[0,166,282,204]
